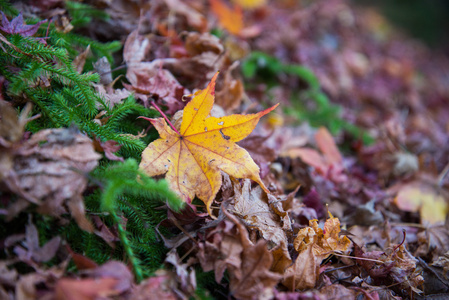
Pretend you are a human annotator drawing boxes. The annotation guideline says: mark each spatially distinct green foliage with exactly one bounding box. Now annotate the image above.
[0,5,183,283]
[242,51,374,144]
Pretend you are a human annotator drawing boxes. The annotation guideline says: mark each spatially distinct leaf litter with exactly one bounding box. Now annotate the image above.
[2,0,449,299]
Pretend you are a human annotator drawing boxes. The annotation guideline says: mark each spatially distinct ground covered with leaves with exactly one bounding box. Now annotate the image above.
[1,0,449,299]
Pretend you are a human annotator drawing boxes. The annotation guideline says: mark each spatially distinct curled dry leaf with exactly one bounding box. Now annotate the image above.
[2,128,101,232]
[165,250,197,295]
[164,0,207,31]
[139,73,278,215]
[0,100,30,181]
[283,212,351,290]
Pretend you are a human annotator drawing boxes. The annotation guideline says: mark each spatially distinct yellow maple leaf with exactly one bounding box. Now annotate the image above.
[139,73,278,215]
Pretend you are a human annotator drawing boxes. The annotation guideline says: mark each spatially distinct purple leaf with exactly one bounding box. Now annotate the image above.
[0,11,47,37]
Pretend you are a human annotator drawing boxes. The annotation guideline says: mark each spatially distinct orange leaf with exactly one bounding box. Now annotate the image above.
[210,0,244,35]
[139,72,278,215]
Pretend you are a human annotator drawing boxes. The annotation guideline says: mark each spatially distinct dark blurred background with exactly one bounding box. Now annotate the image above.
[354,0,449,47]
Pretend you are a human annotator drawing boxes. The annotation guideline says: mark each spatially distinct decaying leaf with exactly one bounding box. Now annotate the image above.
[197,209,282,299]
[0,100,30,181]
[230,179,287,249]
[139,73,278,215]
[283,212,351,290]
[2,128,101,232]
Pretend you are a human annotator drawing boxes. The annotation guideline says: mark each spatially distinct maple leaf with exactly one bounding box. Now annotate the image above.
[210,0,244,35]
[139,73,278,215]
[0,12,47,37]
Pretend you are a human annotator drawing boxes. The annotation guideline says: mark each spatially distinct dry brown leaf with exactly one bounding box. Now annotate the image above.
[165,32,225,89]
[283,212,351,290]
[214,63,244,111]
[2,128,101,232]
[197,209,282,299]
[283,244,318,290]
[281,127,346,182]
[230,179,287,249]
[164,0,207,31]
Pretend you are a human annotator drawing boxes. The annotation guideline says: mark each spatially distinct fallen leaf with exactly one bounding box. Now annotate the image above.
[165,32,225,89]
[214,63,244,111]
[284,212,351,289]
[165,250,197,295]
[164,0,207,31]
[392,180,449,225]
[210,0,244,35]
[13,220,61,263]
[93,138,124,162]
[283,243,318,290]
[130,275,177,300]
[230,179,287,249]
[2,128,101,232]
[281,127,346,183]
[55,277,120,300]
[0,12,47,37]
[139,73,278,214]
[72,45,91,74]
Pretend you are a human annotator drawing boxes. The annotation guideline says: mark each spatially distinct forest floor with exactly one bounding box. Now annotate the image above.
[1,0,449,299]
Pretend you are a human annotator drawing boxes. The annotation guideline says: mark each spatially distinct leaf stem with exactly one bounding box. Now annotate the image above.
[149,101,181,135]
